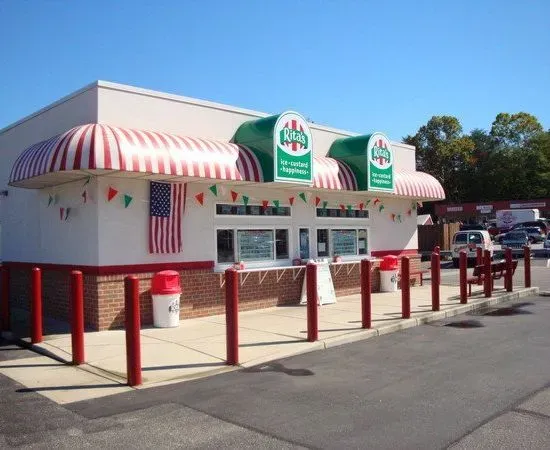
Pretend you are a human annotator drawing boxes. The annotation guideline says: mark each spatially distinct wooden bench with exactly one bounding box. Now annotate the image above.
[467,260,518,296]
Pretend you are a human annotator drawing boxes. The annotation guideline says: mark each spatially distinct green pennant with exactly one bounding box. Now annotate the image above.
[366,199,371,206]
[47,194,54,207]
[411,203,417,211]
[378,204,385,212]
[242,195,249,206]
[322,200,328,209]
[124,194,133,208]
[208,185,218,196]
[273,200,280,208]
[299,192,307,203]
[397,214,402,222]
[83,176,91,186]
[346,204,353,211]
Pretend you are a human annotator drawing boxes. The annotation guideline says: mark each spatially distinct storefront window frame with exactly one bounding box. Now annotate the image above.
[214,225,292,268]
[314,226,369,259]
[215,202,292,218]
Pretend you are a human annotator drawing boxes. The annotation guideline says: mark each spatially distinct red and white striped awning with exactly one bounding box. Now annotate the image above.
[313,157,357,191]
[395,170,445,200]
[9,124,263,188]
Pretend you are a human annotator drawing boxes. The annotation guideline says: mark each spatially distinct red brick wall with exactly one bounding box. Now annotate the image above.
[3,255,422,331]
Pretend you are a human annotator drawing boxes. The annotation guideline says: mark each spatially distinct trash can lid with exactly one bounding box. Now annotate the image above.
[151,270,181,295]
[380,255,399,270]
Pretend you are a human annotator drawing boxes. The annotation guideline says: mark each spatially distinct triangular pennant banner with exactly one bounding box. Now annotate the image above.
[124,194,133,208]
[59,208,65,221]
[262,200,269,208]
[411,203,417,211]
[273,200,280,208]
[83,176,91,186]
[65,208,71,221]
[195,192,204,205]
[208,185,218,196]
[322,200,328,209]
[299,192,307,203]
[315,196,321,207]
[107,187,118,202]
[289,196,295,206]
[379,204,385,212]
[242,195,249,206]
[231,190,239,202]
[417,202,423,208]
[82,190,87,204]
[407,209,412,216]
[391,213,396,221]
[359,202,364,211]
[47,194,54,207]
[339,204,346,211]
[397,214,402,223]
[366,199,371,206]
[346,205,353,211]
[373,198,380,205]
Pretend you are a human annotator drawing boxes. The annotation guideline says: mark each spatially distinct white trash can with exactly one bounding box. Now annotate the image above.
[380,270,398,292]
[152,293,181,328]
[151,270,181,328]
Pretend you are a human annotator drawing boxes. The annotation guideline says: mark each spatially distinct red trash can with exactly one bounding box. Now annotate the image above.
[380,256,399,292]
[151,271,181,327]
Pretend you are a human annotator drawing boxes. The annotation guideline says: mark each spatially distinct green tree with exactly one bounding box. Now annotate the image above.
[490,112,543,148]
[403,116,475,203]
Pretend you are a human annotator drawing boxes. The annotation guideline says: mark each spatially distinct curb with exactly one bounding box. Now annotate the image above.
[318,287,539,351]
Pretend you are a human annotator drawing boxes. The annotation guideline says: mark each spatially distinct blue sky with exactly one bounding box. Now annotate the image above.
[1,0,549,140]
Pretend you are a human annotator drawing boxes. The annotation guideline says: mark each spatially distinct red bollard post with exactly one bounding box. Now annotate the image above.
[401,257,411,319]
[70,271,85,365]
[125,276,142,387]
[1,266,11,332]
[459,251,467,304]
[361,259,372,328]
[431,251,440,311]
[434,245,440,255]
[484,250,492,298]
[306,262,318,341]
[523,246,531,288]
[225,268,239,365]
[505,248,513,292]
[30,267,43,344]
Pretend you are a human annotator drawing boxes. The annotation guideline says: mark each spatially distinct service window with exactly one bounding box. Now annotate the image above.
[275,229,289,259]
[317,229,329,257]
[358,229,368,255]
[299,228,310,259]
[237,229,274,261]
[216,230,234,263]
[331,229,357,256]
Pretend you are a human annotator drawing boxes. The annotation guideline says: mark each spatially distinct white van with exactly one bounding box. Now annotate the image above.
[451,230,493,268]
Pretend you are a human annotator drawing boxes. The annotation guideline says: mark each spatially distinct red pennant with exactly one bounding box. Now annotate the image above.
[60,208,65,221]
[289,196,295,206]
[339,204,346,211]
[391,213,396,221]
[82,190,87,203]
[262,200,269,208]
[407,209,412,216]
[231,190,239,202]
[195,192,204,205]
[107,187,118,202]
[359,202,364,210]
[315,196,321,207]
[373,198,380,205]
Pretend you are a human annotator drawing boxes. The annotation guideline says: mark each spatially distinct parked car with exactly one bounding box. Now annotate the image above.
[451,230,493,268]
[500,230,530,253]
[459,224,486,231]
[544,237,550,256]
[514,226,545,243]
[512,220,549,235]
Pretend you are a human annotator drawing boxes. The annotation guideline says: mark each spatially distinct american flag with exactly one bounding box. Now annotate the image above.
[149,182,186,253]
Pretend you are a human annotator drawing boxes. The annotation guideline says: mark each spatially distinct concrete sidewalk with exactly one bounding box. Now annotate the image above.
[1,282,538,398]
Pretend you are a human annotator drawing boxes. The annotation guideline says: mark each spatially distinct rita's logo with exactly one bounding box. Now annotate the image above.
[279,120,309,155]
[370,138,392,168]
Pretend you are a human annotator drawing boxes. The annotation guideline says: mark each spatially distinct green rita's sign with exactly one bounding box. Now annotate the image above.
[367,132,394,192]
[274,112,313,184]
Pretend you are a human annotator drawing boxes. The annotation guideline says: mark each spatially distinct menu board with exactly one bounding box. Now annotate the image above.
[332,230,357,256]
[300,261,336,306]
[237,230,274,261]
